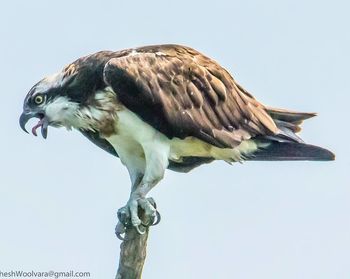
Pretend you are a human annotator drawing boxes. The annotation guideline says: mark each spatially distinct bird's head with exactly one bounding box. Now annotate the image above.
[19,53,118,138]
[19,65,84,138]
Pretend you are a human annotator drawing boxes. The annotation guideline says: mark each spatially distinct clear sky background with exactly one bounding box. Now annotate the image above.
[0,0,349,278]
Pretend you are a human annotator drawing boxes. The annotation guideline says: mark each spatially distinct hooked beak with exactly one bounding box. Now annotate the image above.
[19,111,49,139]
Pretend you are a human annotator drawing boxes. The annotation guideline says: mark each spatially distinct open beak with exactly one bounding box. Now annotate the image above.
[19,111,49,139]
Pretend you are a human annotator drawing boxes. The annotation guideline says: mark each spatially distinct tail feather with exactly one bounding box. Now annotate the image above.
[248,141,335,161]
[265,107,317,143]
[266,107,317,124]
[245,107,335,161]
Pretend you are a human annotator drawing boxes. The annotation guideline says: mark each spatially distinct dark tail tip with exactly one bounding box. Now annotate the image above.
[249,141,335,161]
[316,147,335,161]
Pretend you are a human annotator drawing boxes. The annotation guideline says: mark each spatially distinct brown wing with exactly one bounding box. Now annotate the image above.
[103,45,278,148]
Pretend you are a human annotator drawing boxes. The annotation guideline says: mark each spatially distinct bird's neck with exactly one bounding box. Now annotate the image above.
[73,87,121,137]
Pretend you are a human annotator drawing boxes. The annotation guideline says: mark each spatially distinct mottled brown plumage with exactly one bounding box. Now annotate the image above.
[103,45,280,149]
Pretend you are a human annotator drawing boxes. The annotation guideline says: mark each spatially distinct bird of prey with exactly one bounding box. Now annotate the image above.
[19,44,335,237]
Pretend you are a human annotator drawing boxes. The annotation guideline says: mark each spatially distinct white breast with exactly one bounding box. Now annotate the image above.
[105,106,259,165]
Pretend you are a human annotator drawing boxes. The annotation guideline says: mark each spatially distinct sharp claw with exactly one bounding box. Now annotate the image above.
[117,197,160,237]
[134,224,146,235]
[151,210,161,226]
[141,210,161,227]
[116,232,126,241]
[141,213,156,227]
[115,221,127,240]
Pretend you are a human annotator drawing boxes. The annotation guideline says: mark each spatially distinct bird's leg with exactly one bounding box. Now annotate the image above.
[115,165,144,240]
[116,140,169,238]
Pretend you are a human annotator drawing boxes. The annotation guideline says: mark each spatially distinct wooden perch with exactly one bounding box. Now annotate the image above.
[116,203,155,279]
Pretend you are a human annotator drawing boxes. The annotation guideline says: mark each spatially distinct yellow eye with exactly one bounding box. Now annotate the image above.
[34,95,44,105]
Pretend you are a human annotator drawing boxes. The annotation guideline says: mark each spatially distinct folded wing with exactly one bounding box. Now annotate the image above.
[103,45,280,148]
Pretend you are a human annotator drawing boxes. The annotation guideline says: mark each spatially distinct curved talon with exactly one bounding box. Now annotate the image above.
[134,224,146,235]
[116,197,160,237]
[115,222,127,241]
[141,220,152,227]
[141,210,161,227]
[151,210,161,226]
[116,232,126,241]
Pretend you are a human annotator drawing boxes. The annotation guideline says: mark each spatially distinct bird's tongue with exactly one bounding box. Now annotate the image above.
[31,117,49,139]
[31,119,43,136]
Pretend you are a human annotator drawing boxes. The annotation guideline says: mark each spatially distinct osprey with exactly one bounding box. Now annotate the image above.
[19,44,334,237]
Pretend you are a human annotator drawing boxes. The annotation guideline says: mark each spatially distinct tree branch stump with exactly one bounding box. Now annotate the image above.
[116,203,155,279]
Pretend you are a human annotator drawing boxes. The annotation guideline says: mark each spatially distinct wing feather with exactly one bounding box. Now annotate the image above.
[103,45,278,148]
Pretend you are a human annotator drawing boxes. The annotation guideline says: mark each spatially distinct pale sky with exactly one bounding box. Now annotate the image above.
[0,0,349,278]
